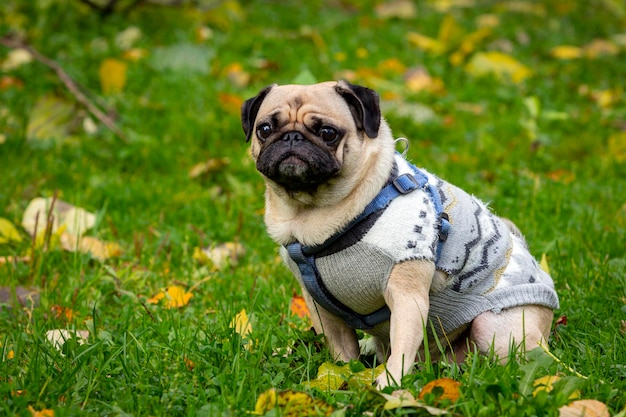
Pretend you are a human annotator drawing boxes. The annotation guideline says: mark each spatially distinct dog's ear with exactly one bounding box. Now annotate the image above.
[334,80,381,138]
[241,84,276,142]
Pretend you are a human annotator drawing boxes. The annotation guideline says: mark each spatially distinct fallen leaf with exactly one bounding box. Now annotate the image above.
[0,75,24,90]
[218,92,244,115]
[121,48,148,62]
[306,362,385,390]
[223,62,250,88]
[28,406,54,417]
[22,197,96,238]
[407,32,446,54]
[558,400,610,417]
[539,253,550,274]
[583,39,620,58]
[193,242,245,270]
[546,170,575,184]
[230,309,252,338]
[115,26,142,50]
[7,350,14,359]
[253,389,334,416]
[381,389,449,414]
[1,48,33,71]
[26,95,75,142]
[99,58,127,95]
[418,378,462,403]
[375,0,417,19]
[188,157,230,179]
[465,51,533,83]
[45,329,89,352]
[61,234,122,260]
[0,217,23,244]
[50,305,75,322]
[532,375,580,399]
[289,294,310,318]
[147,286,193,309]
[550,45,583,60]
[405,67,445,94]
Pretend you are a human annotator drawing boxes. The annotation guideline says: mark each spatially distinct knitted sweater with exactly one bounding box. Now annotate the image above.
[283,154,559,335]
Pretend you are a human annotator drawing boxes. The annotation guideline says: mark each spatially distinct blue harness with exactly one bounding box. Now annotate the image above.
[286,161,450,330]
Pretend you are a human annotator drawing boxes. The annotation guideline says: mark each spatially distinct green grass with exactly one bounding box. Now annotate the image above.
[1,0,625,415]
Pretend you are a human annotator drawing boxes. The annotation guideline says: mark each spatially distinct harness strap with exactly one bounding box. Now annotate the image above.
[286,159,450,329]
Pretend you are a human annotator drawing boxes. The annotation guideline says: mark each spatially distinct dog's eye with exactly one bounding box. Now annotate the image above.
[256,123,273,140]
[319,127,339,144]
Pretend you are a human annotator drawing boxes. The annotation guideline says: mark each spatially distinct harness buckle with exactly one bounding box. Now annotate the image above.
[438,212,450,241]
[392,174,419,194]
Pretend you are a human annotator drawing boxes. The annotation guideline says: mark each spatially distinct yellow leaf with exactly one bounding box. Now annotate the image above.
[7,350,14,359]
[558,400,610,417]
[252,389,334,416]
[438,14,464,49]
[540,253,550,274]
[28,406,54,417]
[380,389,449,414]
[147,286,193,309]
[465,51,533,83]
[0,217,22,244]
[26,95,75,142]
[607,131,626,163]
[223,62,250,88]
[306,362,385,390]
[418,377,462,403]
[533,375,580,399]
[22,198,96,238]
[550,45,583,60]
[99,58,127,95]
[407,32,446,54]
[218,92,244,115]
[1,48,33,71]
[405,67,445,94]
[230,309,252,338]
[122,48,148,62]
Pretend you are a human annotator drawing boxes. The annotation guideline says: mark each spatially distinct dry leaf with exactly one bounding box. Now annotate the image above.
[418,378,462,403]
[375,0,417,19]
[218,92,243,115]
[0,75,24,90]
[188,157,230,179]
[405,67,445,94]
[1,48,33,71]
[583,39,619,58]
[99,58,127,95]
[22,197,96,238]
[193,242,245,270]
[147,286,193,309]
[465,51,533,83]
[253,389,334,416]
[26,95,75,142]
[50,305,75,322]
[0,217,23,244]
[122,48,148,62]
[115,26,142,50]
[407,32,446,54]
[289,294,310,318]
[532,375,580,399]
[223,62,250,88]
[28,406,54,417]
[558,400,610,417]
[61,234,122,260]
[45,329,89,352]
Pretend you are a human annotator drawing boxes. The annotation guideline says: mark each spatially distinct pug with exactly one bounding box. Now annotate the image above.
[242,80,559,388]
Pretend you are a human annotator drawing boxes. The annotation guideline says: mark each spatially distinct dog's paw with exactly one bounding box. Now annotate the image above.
[374,372,399,389]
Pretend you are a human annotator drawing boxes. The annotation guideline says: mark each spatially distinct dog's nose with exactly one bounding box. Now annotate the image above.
[281,131,304,142]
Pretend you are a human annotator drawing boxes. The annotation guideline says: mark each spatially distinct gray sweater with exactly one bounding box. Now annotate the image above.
[284,154,559,335]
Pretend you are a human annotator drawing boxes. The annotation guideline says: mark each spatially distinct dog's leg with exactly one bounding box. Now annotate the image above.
[469,305,553,362]
[301,289,360,362]
[376,260,434,388]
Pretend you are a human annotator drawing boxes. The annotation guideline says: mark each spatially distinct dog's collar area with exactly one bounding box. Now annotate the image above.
[286,157,451,330]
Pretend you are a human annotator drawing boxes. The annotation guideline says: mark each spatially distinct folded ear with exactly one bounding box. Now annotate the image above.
[334,80,381,138]
[241,84,276,142]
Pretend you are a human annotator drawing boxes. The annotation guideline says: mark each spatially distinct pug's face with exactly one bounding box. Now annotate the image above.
[242,81,382,195]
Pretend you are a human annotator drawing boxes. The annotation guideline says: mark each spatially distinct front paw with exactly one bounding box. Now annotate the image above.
[374,371,400,389]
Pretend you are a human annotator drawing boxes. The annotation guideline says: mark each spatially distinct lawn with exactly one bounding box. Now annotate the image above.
[1,0,625,415]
